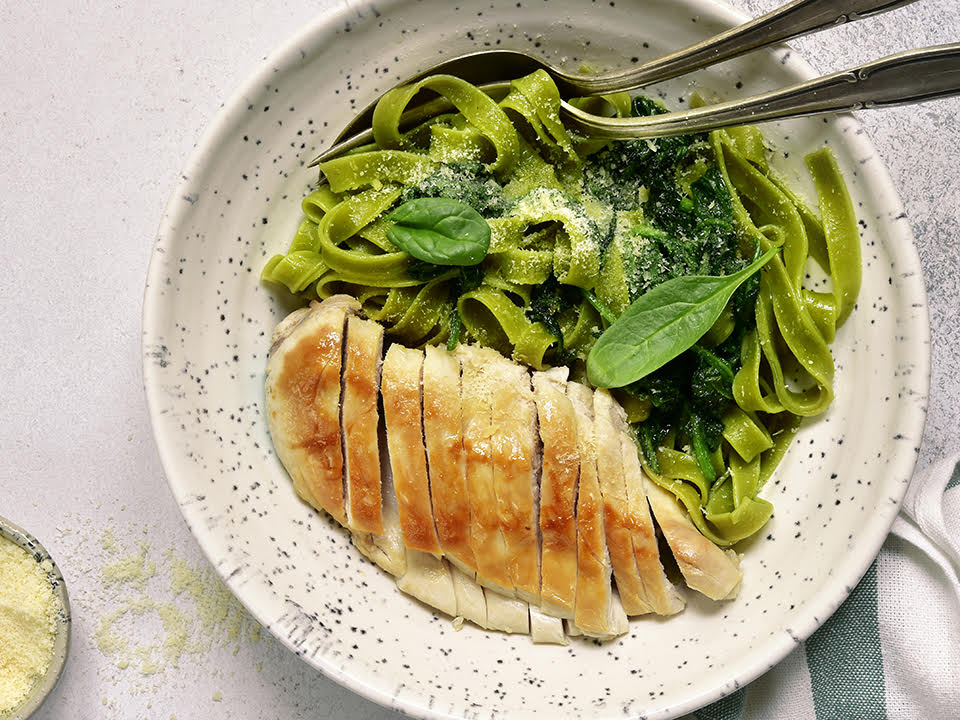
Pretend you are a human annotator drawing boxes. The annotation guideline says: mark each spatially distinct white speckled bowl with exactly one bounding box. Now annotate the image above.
[0,516,71,720]
[142,0,930,717]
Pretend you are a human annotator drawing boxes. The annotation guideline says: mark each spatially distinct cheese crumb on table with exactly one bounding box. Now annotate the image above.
[92,532,261,676]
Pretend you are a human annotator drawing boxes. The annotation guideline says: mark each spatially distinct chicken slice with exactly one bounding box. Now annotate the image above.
[341,315,384,534]
[620,434,686,615]
[268,306,310,355]
[593,388,652,616]
[644,479,743,600]
[422,345,475,575]
[532,367,578,620]
[265,296,359,525]
[357,398,456,617]
[381,344,442,555]
[397,549,457,617]
[457,345,514,595]
[563,593,628,639]
[398,558,550,642]
[483,590,529,634]
[450,563,487,629]
[488,353,541,604]
[529,607,568,645]
[351,423,406,577]
[567,382,628,639]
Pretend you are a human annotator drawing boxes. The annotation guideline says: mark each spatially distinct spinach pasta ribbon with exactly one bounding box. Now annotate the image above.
[713,132,859,420]
[371,74,520,177]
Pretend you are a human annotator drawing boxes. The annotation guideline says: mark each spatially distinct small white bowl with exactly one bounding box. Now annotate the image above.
[0,516,71,720]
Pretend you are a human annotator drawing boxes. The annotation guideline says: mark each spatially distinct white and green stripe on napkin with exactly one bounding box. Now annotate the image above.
[690,453,960,720]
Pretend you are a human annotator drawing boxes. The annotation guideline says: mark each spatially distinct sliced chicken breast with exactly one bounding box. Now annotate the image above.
[529,607,567,645]
[644,479,743,600]
[400,558,566,643]
[620,434,686,615]
[397,548,457,617]
[457,345,514,595]
[483,590,530,634]
[567,382,628,639]
[450,563,487,629]
[532,367,579,620]
[352,520,406,578]
[265,296,359,525]
[351,423,406,577]
[488,353,541,604]
[422,345,475,575]
[268,302,743,644]
[381,344,443,555]
[268,306,311,355]
[341,315,384,534]
[564,593,628,639]
[593,388,651,616]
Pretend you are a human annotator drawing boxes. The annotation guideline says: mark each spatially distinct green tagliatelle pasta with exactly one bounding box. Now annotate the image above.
[637,134,859,546]
[265,71,616,366]
[262,69,861,546]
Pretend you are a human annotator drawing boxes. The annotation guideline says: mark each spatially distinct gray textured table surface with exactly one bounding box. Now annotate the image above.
[1,1,957,718]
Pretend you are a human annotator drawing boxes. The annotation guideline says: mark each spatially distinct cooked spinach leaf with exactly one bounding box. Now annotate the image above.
[447,309,463,351]
[580,288,616,325]
[526,277,578,360]
[456,264,486,294]
[400,161,508,218]
[444,264,486,350]
[406,259,455,282]
[580,94,774,482]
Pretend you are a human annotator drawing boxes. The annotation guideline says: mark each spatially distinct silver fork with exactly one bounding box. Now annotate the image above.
[308,0,953,169]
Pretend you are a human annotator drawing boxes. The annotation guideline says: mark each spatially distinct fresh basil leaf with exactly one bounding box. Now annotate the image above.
[386,197,490,266]
[586,247,778,388]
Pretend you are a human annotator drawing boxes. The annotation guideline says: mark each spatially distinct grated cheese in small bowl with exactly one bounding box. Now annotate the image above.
[0,517,71,720]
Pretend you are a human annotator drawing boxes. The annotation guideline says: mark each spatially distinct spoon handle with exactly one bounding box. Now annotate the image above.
[562,43,960,138]
[557,0,921,95]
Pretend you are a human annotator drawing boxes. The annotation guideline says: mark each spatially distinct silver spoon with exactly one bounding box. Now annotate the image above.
[310,43,960,171]
[563,43,960,139]
[308,0,920,168]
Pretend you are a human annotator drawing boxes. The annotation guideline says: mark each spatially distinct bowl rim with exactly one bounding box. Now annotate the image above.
[0,515,72,720]
[141,0,931,717]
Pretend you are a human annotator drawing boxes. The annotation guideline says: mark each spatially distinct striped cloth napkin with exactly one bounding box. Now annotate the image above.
[690,453,960,720]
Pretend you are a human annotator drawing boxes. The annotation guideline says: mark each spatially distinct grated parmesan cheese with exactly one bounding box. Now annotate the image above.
[0,534,60,715]
[92,534,261,676]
